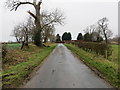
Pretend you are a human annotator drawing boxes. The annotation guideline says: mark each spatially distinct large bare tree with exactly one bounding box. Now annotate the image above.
[7,0,65,46]
[98,17,113,43]
[7,0,43,46]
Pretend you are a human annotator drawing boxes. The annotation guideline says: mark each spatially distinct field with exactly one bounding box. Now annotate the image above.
[2,43,57,88]
[7,43,22,48]
[65,44,119,88]
[110,45,118,63]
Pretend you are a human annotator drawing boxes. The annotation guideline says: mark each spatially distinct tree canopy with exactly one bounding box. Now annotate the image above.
[77,33,83,40]
[62,32,72,40]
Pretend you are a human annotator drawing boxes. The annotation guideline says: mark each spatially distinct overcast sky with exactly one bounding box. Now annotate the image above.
[0,0,119,42]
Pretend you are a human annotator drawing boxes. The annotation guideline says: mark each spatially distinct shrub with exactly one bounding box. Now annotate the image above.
[2,43,8,59]
[75,42,112,58]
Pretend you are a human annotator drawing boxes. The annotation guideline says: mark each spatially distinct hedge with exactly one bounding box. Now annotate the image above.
[72,42,112,58]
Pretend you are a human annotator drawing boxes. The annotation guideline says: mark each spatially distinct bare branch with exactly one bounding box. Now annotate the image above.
[41,9,65,29]
[27,11,37,19]
[10,1,35,11]
[38,0,42,6]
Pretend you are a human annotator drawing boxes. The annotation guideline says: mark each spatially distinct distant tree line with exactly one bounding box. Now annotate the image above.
[56,17,113,43]
[82,17,113,43]
[62,32,72,40]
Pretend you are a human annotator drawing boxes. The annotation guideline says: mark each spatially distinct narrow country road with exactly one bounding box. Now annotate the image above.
[24,44,112,88]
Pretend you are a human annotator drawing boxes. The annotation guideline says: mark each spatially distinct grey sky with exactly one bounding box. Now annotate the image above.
[0,0,118,42]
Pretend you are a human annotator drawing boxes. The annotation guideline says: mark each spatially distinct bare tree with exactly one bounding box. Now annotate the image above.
[41,9,65,43]
[7,0,43,46]
[42,25,55,43]
[98,17,113,43]
[83,24,96,41]
[12,17,35,49]
[84,25,96,34]
[12,24,25,43]
[20,17,35,49]
[41,9,65,29]
[49,27,56,42]
[12,26,23,43]
[7,1,65,46]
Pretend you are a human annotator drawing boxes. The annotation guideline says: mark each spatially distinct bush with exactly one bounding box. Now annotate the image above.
[75,42,112,58]
[2,43,8,59]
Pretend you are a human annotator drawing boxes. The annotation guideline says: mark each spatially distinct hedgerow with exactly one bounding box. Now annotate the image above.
[72,42,112,58]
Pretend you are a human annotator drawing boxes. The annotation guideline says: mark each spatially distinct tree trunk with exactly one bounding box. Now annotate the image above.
[25,34,29,47]
[33,4,42,47]
[21,41,25,49]
[103,30,108,43]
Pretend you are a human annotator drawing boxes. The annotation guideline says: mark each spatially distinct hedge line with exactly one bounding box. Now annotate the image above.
[71,42,112,58]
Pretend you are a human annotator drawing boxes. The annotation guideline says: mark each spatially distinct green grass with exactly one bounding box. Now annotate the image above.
[110,45,118,63]
[2,44,57,88]
[65,44,119,88]
[7,43,22,48]
[112,45,118,55]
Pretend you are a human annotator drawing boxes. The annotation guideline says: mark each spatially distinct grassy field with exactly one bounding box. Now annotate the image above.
[65,44,119,88]
[2,43,57,88]
[7,43,22,48]
[110,45,118,63]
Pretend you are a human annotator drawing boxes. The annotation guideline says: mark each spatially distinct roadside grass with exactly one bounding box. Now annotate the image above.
[3,44,40,70]
[65,44,119,88]
[2,43,57,88]
[109,45,118,63]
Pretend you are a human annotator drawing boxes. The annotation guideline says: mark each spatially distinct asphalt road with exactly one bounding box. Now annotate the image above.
[24,44,112,88]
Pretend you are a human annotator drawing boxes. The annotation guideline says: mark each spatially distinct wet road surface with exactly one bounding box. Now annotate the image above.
[24,44,112,88]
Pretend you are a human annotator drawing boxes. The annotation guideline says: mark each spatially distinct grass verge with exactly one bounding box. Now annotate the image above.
[109,45,118,63]
[65,44,119,88]
[2,44,57,88]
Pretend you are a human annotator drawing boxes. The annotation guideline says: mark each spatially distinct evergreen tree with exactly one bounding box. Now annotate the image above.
[62,32,68,40]
[68,32,72,40]
[77,33,83,40]
[62,32,72,40]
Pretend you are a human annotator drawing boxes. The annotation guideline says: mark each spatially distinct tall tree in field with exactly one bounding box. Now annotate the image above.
[98,17,113,43]
[7,0,43,46]
[77,33,83,40]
